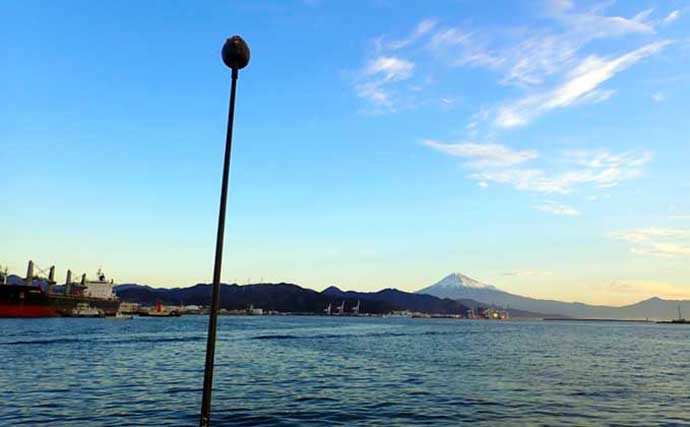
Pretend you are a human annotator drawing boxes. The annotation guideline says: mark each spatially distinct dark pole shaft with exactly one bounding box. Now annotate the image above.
[200,67,239,427]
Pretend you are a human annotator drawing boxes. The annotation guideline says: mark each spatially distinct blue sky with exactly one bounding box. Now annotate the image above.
[2,0,689,304]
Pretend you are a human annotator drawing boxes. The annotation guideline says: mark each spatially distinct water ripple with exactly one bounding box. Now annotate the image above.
[1,317,689,426]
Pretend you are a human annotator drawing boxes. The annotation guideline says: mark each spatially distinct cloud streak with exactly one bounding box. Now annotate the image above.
[423,140,537,167]
[662,10,681,25]
[467,148,652,194]
[425,139,652,194]
[537,201,580,216]
[495,41,671,128]
[599,279,690,301]
[352,4,676,124]
[502,270,553,278]
[385,19,437,50]
[355,56,415,110]
[613,227,690,257]
[365,56,415,81]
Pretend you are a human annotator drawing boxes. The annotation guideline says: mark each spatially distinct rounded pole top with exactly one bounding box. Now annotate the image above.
[222,36,250,70]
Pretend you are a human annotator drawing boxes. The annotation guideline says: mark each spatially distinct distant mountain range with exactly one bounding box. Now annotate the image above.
[322,286,546,318]
[7,272,688,320]
[114,282,531,317]
[417,273,690,321]
[115,283,543,319]
[6,274,538,317]
[322,286,468,314]
[116,282,395,314]
[114,282,547,318]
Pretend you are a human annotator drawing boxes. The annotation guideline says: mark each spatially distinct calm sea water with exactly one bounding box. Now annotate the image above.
[1,316,689,426]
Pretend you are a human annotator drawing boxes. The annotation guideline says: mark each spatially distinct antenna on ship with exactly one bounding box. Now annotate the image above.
[200,35,250,427]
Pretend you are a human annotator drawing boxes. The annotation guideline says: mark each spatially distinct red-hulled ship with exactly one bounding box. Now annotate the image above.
[0,261,121,318]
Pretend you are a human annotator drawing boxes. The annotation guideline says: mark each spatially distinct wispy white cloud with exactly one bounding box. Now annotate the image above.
[467,148,652,194]
[502,270,553,278]
[423,140,537,167]
[613,227,690,257]
[577,88,616,104]
[438,96,458,111]
[597,279,690,301]
[586,194,611,201]
[537,200,580,216]
[651,91,666,102]
[663,10,681,25]
[352,5,674,122]
[424,138,651,194]
[426,28,504,69]
[558,7,655,38]
[495,41,671,128]
[365,56,415,81]
[499,34,580,87]
[566,149,652,184]
[430,5,657,88]
[385,19,437,50]
[355,82,391,108]
[355,56,415,110]
[614,227,690,242]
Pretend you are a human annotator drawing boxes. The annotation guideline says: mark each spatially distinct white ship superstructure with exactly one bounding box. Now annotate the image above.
[81,269,117,300]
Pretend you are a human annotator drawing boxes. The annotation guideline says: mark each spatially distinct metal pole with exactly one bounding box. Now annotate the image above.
[200,36,250,427]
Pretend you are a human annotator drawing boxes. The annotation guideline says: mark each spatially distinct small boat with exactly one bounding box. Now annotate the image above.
[71,303,104,318]
[110,312,133,320]
[139,300,181,317]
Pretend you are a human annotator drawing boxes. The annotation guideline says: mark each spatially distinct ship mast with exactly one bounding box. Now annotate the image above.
[47,266,56,294]
[65,270,73,296]
[26,260,34,287]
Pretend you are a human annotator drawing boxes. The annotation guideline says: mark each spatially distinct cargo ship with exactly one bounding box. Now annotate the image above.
[0,261,121,318]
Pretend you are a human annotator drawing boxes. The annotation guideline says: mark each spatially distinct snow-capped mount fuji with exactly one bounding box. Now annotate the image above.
[420,273,497,294]
[417,272,512,307]
[417,272,690,320]
[417,272,587,316]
